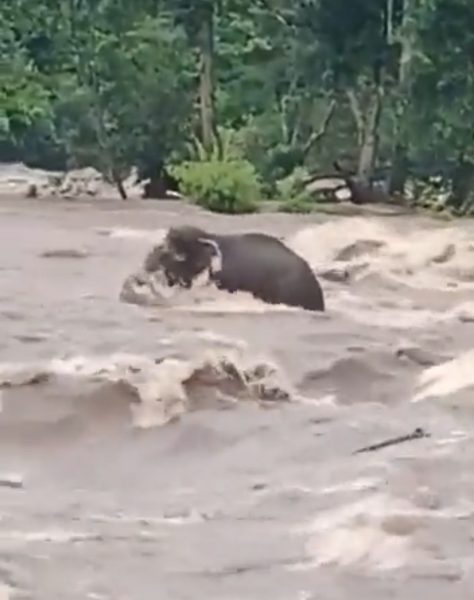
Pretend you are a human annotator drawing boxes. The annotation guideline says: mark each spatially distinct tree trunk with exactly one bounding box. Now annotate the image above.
[198,4,216,155]
[353,88,383,184]
[301,98,337,159]
[111,168,127,200]
[449,158,474,211]
[388,0,417,194]
[389,143,409,195]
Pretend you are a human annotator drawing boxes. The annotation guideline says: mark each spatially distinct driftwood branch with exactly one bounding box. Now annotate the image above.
[301,98,337,158]
[353,427,430,455]
[302,171,346,185]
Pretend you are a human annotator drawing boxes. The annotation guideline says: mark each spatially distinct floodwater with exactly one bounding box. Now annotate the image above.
[1,196,474,599]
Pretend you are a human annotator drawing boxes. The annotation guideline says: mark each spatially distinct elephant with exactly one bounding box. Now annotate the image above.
[143,225,325,311]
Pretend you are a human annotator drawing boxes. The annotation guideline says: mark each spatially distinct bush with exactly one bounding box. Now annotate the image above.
[276,166,311,199]
[278,194,314,213]
[169,159,262,214]
[275,166,314,213]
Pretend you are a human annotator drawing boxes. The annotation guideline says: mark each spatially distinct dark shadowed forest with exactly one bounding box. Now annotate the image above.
[1,0,474,214]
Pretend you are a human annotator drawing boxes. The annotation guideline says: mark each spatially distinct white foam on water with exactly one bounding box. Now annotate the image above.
[287,218,392,269]
[413,350,474,403]
[299,492,472,572]
[0,583,12,600]
[121,269,302,314]
[0,344,295,429]
[286,218,474,291]
[173,291,301,314]
[329,290,450,329]
[448,301,474,322]
[97,227,167,243]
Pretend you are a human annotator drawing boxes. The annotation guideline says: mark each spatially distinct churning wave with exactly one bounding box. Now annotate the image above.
[0,345,297,430]
[2,339,472,433]
[287,217,474,290]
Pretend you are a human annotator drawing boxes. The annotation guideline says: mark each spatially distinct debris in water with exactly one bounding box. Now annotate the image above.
[353,427,430,455]
[0,369,50,388]
[396,346,449,367]
[40,248,89,259]
[0,473,24,489]
[319,267,350,283]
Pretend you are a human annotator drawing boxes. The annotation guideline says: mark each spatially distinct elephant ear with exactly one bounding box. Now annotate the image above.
[198,238,223,274]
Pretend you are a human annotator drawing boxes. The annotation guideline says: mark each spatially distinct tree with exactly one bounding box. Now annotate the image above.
[172,0,219,154]
[56,12,194,198]
[297,0,396,183]
[411,0,474,211]
[0,5,55,163]
[2,0,474,211]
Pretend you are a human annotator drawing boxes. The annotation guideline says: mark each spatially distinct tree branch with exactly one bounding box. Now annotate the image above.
[290,102,303,147]
[256,0,293,28]
[301,98,337,158]
[276,93,289,144]
[368,85,384,130]
[346,89,364,145]
[356,85,384,181]
[283,73,300,145]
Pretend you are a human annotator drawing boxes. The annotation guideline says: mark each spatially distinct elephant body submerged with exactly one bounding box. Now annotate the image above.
[143,225,325,312]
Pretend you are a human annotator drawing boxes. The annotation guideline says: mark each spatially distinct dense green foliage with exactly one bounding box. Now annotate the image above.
[170,158,261,213]
[1,0,474,212]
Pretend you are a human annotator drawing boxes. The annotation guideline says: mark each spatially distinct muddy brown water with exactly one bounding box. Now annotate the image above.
[1,196,474,599]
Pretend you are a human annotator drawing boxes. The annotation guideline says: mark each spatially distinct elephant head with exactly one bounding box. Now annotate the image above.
[143,225,222,289]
